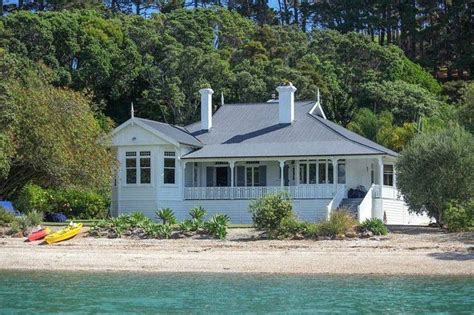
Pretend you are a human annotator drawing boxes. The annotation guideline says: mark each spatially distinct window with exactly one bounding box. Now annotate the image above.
[384,165,394,186]
[193,163,199,187]
[164,151,176,184]
[328,162,334,184]
[337,160,346,184]
[316,160,335,184]
[246,167,260,186]
[298,161,317,184]
[126,152,137,184]
[140,151,151,184]
[318,161,326,184]
[370,163,375,184]
[308,163,316,184]
[299,163,307,184]
[126,151,151,185]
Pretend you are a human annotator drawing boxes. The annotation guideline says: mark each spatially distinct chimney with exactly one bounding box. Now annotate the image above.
[277,82,297,124]
[199,88,214,130]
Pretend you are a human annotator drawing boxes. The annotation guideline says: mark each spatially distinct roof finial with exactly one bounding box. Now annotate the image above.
[221,92,224,106]
[317,88,320,104]
[131,102,135,119]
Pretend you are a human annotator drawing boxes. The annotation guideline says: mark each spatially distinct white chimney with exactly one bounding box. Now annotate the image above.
[199,88,214,130]
[277,83,297,124]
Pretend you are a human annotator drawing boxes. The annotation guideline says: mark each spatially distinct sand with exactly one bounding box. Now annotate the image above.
[0,227,472,275]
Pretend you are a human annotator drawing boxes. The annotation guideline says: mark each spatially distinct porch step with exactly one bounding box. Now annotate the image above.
[337,198,364,216]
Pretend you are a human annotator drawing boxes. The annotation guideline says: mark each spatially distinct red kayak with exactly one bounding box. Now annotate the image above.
[27,227,51,242]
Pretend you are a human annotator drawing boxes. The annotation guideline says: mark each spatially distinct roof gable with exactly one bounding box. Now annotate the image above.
[111,119,179,146]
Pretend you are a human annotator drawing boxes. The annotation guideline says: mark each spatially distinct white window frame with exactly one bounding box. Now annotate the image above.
[163,151,176,185]
[383,164,394,187]
[124,151,152,186]
[245,166,260,187]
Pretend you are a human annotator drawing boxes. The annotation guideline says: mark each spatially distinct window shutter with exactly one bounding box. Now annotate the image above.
[236,166,245,186]
[206,167,214,187]
[259,165,267,186]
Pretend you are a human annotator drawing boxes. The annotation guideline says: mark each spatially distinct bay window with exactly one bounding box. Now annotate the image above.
[125,151,151,184]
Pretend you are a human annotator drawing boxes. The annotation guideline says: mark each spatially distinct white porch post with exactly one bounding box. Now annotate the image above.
[279,160,285,188]
[182,161,187,200]
[393,165,397,189]
[378,156,384,188]
[332,158,338,194]
[295,160,299,185]
[230,161,235,199]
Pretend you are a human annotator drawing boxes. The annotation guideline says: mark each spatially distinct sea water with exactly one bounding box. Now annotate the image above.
[0,271,472,314]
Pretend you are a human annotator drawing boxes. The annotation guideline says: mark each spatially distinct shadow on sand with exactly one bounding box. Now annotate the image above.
[428,251,474,261]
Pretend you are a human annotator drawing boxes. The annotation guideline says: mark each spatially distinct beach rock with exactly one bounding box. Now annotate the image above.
[335,234,346,240]
[107,230,119,239]
[360,230,373,238]
[345,231,357,238]
[318,236,332,241]
[11,231,24,238]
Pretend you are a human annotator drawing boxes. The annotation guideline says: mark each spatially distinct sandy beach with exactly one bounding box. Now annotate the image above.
[0,227,472,275]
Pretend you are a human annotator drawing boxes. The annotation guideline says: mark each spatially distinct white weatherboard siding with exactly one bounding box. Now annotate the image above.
[383,199,431,225]
[118,199,331,224]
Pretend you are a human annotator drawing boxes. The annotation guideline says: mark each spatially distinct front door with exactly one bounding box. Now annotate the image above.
[215,167,229,187]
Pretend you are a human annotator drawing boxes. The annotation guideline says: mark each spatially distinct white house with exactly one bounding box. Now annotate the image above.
[109,83,430,225]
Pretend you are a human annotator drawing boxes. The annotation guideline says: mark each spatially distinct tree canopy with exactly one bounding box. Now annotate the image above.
[0,50,114,198]
[2,1,472,82]
[396,126,474,224]
[0,8,445,130]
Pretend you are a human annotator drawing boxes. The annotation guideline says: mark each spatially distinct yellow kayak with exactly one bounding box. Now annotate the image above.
[45,223,83,244]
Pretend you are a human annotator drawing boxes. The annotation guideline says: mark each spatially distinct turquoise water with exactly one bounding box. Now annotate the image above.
[0,272,473,314]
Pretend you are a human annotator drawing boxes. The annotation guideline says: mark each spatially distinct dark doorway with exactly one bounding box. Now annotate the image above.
[215,167,229,187]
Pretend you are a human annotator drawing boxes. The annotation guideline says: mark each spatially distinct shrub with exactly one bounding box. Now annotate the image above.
[26,210,44,226]
[444,200,473,232]
[156,208,176,225]
[8,221,21,235]
[277,217,305,239]
[302,223,320,239]
[360,218,389,235]
[15,184,109,219]
[15,184,52,213]
[155,224,173,239]
[14,216,30,233]
[52,188,109,219]
[0,207,16,226]
[189,206,206,231]
[318,211,357,237]
[179,219,194,234]
[249,193,294,237]
[189,206,206,221]
[205,214,230,240]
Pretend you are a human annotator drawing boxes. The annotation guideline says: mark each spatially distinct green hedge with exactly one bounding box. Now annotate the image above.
[15,184,109,219]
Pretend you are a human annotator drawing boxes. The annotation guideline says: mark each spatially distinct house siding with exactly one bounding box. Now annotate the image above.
[118,199,331,224]
[373,198,431,225]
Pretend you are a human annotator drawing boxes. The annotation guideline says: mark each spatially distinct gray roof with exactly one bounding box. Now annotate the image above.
[182,101,397,159]
[136,118,202,147]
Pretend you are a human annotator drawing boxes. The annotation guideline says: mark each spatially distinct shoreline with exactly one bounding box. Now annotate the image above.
[0,228,473,275]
